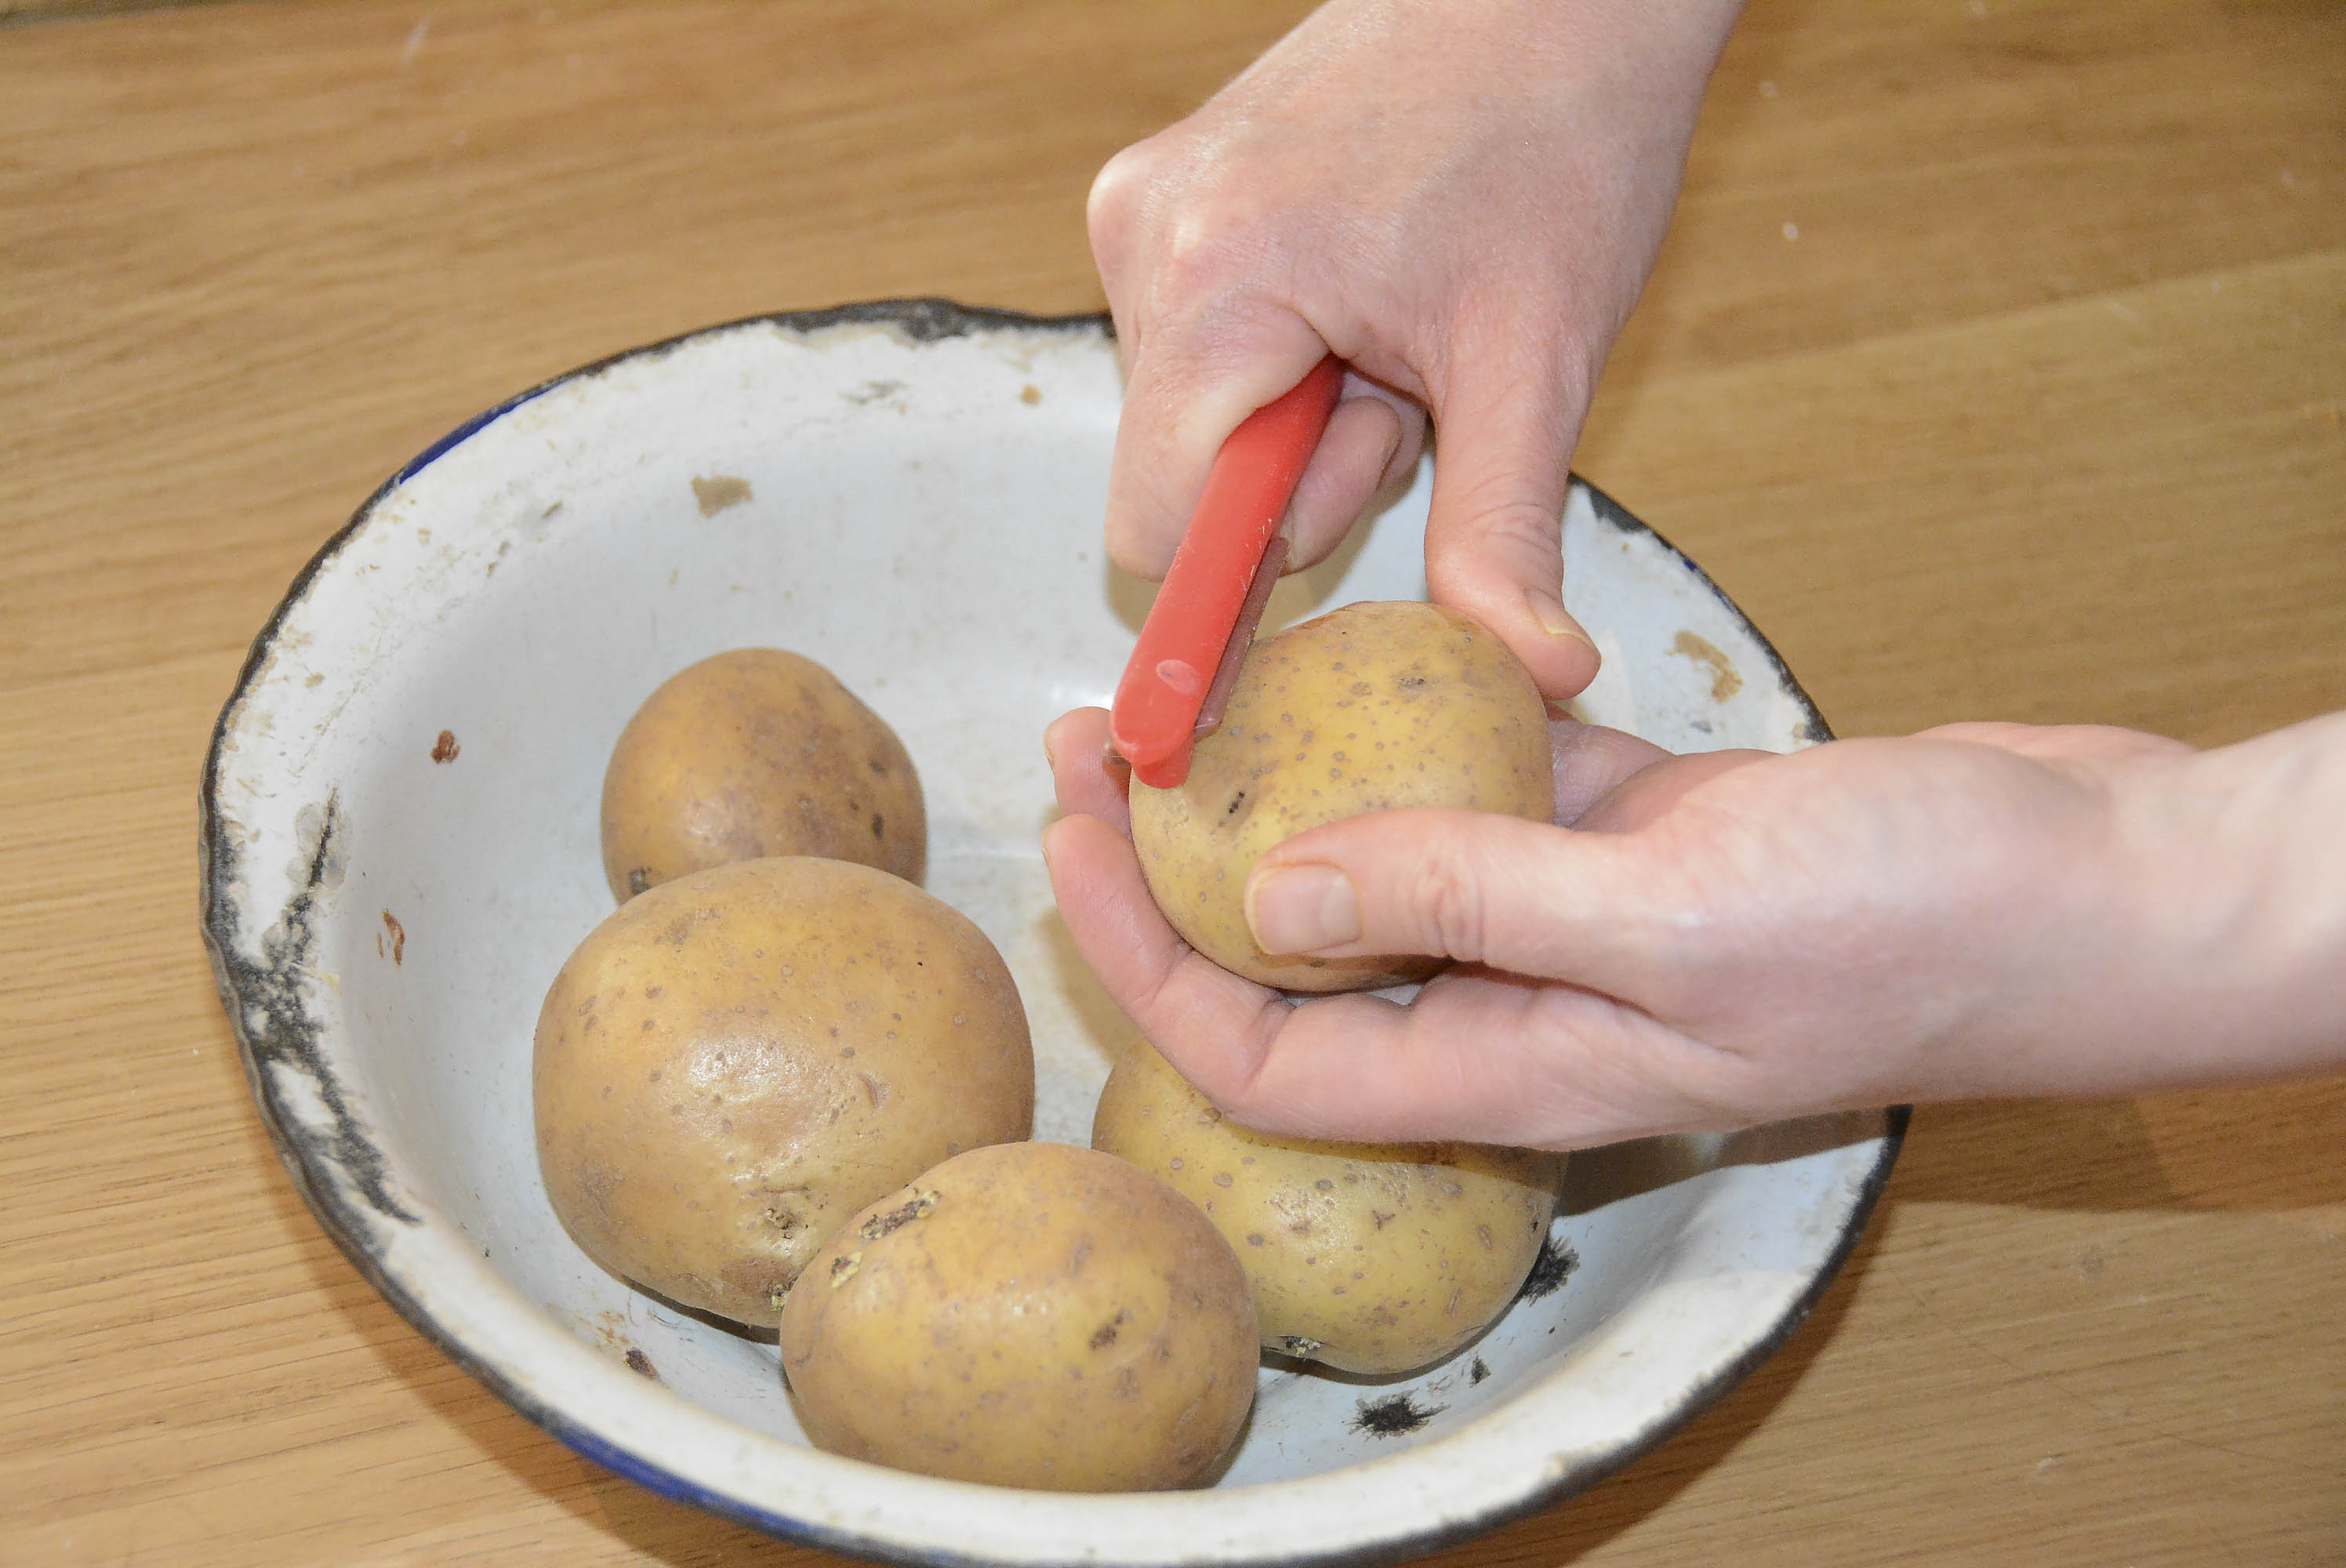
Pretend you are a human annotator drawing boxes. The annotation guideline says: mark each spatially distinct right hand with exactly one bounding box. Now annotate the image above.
[1088,0,1747,701]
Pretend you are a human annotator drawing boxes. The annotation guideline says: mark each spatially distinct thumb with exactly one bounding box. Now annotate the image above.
[1241,806,1679,993]
[1422,337,1602,702]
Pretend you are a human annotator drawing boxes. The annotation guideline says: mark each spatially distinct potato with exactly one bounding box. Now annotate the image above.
[779,1142,1258,1492]
[1128,601,1549,991]
[533,856,1033,1327]
[601,648,924,902]
[1092,1038,1559,1376]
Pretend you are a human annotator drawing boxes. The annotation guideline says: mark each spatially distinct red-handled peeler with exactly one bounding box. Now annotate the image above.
[1109,355,1345,789]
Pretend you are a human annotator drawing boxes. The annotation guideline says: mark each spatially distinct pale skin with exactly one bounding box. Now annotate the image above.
[1058,0,2346,1150]
[1088,0,1748,702]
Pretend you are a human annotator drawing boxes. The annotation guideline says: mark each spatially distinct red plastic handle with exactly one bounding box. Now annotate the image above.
[1109,357,1345,789]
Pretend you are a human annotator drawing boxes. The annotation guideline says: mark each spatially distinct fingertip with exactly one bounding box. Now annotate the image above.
[1284,396,1403,570]
[1422,522,1600,700]
[1509,587,1603,701]
[1044,706,1131,829]
[1044,706,1109,764]
[1433,574,1601,700]
[1037,811,1081,873]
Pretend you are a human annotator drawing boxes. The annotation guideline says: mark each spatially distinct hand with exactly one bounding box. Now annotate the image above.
[1089,0,1745,701]
[1043,706,2346,1149]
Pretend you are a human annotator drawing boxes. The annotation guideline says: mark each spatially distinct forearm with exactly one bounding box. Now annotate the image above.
[1970,712,2346,1101]
[1289,0,1745,78]
[2134,710,2346,1083]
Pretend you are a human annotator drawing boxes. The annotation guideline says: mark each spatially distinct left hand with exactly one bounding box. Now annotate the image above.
[1039,704,2297,1151]
[1043,702,1741,1146]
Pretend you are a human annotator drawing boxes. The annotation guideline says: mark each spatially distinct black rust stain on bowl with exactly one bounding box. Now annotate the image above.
[200,788,419,1226]
[1516,1236,1579,1302]
[1353,1393,1445,1438]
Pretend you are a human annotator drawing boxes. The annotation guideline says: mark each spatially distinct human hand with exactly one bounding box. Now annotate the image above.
[1044,705,2346,1150]
[1088,0,1745,702]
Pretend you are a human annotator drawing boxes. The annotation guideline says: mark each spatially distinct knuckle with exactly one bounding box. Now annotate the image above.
[1150,185,1284,308]
[1443,488,1564,552]
[1085,143,1152,237]
[1153,220,1238,309]
[1162,1042,1249,1113]
[1084,140,1149,212]
[1404,822,1492,962]
[1422,498,1567,605]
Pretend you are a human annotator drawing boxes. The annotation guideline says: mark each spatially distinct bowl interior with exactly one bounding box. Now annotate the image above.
[204,308,1891,1565]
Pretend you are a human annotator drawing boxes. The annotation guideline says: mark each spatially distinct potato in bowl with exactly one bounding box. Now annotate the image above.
[533,855,1034,1327]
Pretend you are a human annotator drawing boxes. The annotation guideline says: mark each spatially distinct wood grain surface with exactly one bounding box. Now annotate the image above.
[3,2,2341,1564]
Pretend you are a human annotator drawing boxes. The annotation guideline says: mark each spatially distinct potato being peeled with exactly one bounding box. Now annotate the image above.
[1093,1038,1560,1376]
[601,647,924,902]
[1128,601,1549,992]
[779,1142,1258,1492]
[533,856,1033,1327]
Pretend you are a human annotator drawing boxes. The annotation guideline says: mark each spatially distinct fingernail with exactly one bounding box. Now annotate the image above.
[1373,408,1406,488]
[1524,588,1595,647]
[1245,862,1360,953]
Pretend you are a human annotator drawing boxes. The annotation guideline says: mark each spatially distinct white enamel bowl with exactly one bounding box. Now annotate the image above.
[202,301,1901,1567]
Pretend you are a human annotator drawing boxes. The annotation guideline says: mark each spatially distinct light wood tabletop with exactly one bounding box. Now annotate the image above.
[4,1,2341,1563]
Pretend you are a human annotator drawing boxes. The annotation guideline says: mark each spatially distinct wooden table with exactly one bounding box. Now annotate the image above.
[5,2,2341,1563]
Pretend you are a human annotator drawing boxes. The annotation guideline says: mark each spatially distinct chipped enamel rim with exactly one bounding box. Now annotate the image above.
[200,299,1904,1568]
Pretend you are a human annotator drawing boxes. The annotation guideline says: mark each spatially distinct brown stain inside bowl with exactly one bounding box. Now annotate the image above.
[691,475,754,517]
[1670,630,1743,703]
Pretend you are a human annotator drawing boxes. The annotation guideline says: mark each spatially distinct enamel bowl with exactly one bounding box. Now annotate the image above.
[202,301,1901,1566]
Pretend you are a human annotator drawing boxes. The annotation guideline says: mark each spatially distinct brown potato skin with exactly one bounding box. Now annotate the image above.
[1128,601,1550,991]
[778,1142,1258,1493]
[1093,1039,1559,1376]
[601,648,924,902]
[533,857,1033,1327]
